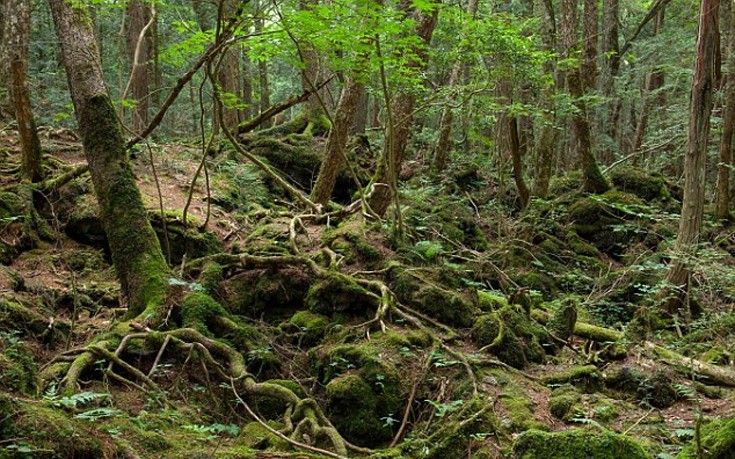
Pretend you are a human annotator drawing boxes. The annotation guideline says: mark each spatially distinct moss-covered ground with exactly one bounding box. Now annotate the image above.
[2,122,735,459]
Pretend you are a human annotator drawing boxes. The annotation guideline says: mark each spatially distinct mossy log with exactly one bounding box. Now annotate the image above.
[532,308,735,387]
[513,428,650,459]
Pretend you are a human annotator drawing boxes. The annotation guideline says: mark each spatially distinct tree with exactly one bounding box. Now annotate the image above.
[432,0,479,173]
[370,0,439,216]
[124,0,153,134]
[4,0,43,182]
[532,0,557,198]
[559,0,609,194]
[49,0,169,319]
[662,0,720,313]
[716,0,735,220]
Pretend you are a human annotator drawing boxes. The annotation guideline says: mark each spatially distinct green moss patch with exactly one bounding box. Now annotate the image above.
[513,428,651,459]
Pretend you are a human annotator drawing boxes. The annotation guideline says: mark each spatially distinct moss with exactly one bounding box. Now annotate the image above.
[498,385,547,432]
[180,292,230,336]
[548,171,583,197]
[0,393,104,458]
[603,365,677,408]
[238,421,289,450]
[0,335,37,394]
[325,220,383,266]
[305,271,376,316]
[478,291,509,310]
[542,365,602,392]
[568,190,649,259]
[548,387,582,421]
[284,310,330,346]
[676,418,735,459]
[199,262,223,294]
[222,267,311,319]
[513,429,651,459]
[609,166,669,201]
[471,313,501,348]
[390,268,477,328]
[326,373,391,446]
[148,211,223,265]
[548,300,577,342]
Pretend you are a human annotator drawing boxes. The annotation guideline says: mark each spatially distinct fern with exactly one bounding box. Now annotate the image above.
[52,392,110,410]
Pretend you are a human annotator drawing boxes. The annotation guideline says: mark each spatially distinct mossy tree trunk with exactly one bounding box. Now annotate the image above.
[49,0,169,318]
[716,0,735,220]
[599,0,619,163]
[662,0,720,314]
[4,0,43,182]
[311,75,364,205]
[559,0,609,194]
[532,0,557,198]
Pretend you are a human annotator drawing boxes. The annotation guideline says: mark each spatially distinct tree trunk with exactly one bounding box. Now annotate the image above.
[5,0,43,182]
[0,0,9,118]
[300,0,328,118]
[242,50,253,121]
[716,0,734,220]
[49,0,169,318]
[311,76,364,205]
[632,9,665,157]
[663,0,720,313]
[350,87,368,135]
[532,0,557,198]
[432,0,479,172]
[254,0,271,126]
[599,0,619,162]
[371,2,439,216]
[508,115,530,208]
[560,0,609,194]
[582,0,598,91]
[125,0,152,134]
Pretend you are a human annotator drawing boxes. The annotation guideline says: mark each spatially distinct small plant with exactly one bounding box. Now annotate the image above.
[75,408,123,420]
[426,399,464,417]
[50,392,110,410]
[381,413,399,428]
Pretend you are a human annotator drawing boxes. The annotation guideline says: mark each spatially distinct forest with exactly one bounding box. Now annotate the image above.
[1,0,735,457]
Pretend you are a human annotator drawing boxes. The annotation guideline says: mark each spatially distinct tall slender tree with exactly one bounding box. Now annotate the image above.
[716,0,734,220]
[559,0,609,193]
[4,0,43,182]
[662,0,720,314]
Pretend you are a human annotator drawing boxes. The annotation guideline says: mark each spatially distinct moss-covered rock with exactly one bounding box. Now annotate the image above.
[390,267,477,328]
[603,365,678,408]
[326,373,392,446]
[513,429,651,459]
[324,219,383,267]
[305,272,376,316]
[676,418,735,459]
[548,387,582,421]
[569,190,649,258]
[609,166,669,202]
[221,267,311,320]
[148,211,223,264]
[238,421,289,450]
[281,310,330,346]
[0,393,104,458]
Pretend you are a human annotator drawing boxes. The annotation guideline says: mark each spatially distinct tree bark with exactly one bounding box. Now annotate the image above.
[532,0,557,198]
[560,0,609,194]
[125,0,152,134]
[663,0,720,313]
[599,0,619,162]
[5,0,43,182]
[632,9,665,157]
[716,0,734,220]
[582,0,598,91]
[311,76,364,205]
[49,0,169,318]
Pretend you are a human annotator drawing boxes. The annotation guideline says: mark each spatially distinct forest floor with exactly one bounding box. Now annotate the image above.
[2,119,735,459]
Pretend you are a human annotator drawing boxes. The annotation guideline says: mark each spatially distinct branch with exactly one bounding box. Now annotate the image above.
[237,78,333,134]
[619,0,673,58]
